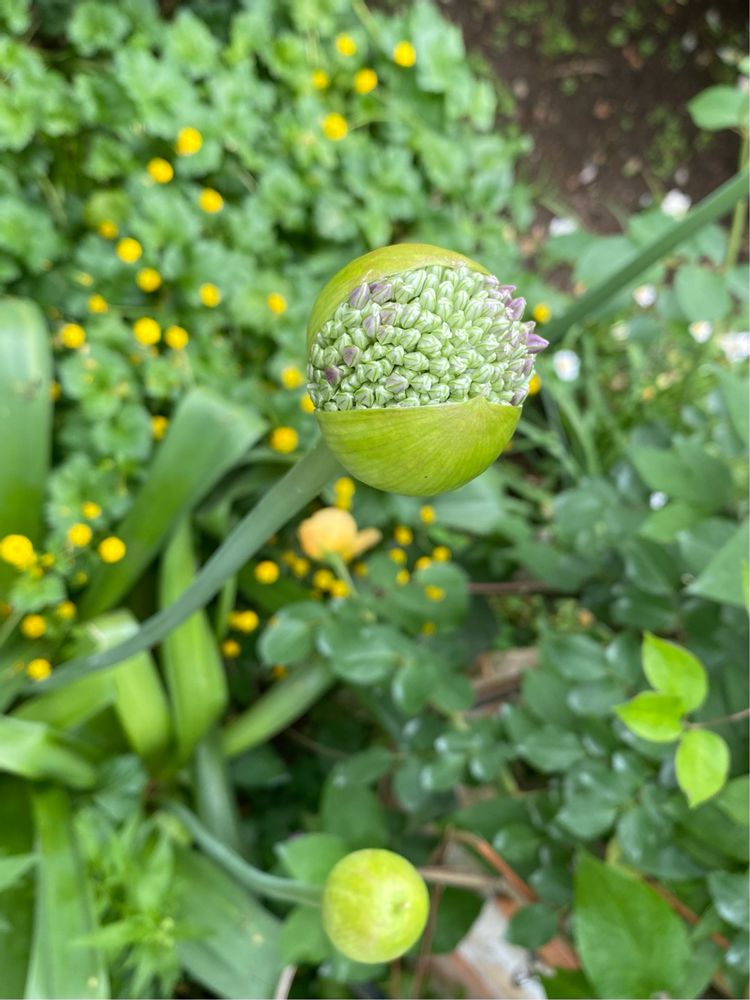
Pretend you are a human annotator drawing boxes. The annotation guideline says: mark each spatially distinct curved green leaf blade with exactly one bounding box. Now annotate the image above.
[25,786,109,999]
[0,716,97,789]
[0,298,52,598]
[160,519,227,762]
[78,387,266,619]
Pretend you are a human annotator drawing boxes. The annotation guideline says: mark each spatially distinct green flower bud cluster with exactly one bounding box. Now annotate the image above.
[307,263,545,412]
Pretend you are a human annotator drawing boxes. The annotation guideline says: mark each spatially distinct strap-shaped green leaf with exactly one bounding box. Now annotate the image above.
[0,716,97,789]
[78,386,266,619]
[0,298,52,599]
[35,440,341,692]
[25,785,109,999]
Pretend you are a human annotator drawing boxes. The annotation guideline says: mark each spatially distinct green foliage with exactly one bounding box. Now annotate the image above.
[0,1,747,997]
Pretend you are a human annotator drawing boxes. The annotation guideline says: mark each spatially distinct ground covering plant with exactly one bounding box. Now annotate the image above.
[0,1,748,998]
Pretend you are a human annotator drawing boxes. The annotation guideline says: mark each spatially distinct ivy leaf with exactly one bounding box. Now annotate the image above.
[675,729,730,808]
[641,633,707,713]
[615,692,684,743]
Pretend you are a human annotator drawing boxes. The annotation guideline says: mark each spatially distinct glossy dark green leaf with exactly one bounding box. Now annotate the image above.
[506,903,558,950]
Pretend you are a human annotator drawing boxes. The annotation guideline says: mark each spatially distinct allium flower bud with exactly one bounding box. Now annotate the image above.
[306,244,547,495]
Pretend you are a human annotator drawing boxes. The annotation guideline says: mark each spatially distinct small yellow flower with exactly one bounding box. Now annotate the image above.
[532,303,551,324]
[528,373,542,396]
[292,557,310,578]
[354,68,378,94]
[432,546,451,562]
[21,614,46,639]
[55,601,76,620]
[313,568,335,591]
[88,293,108,314]
[1,534,35,570]
[321,113,348,141]
[300,393,316,414]
[420,622,437,636]
[199,282,221,307]
[27,658,52,682]
[229,609,260,633]
[255,560,280,584]
[641,386,656,402]
[353,562,368,577]
[164,325,189,350]
[82,501,102,519]
[389,548,407,565]
[67,522,92,547]
[280,365,305,389]
[393,525,413,546]
[578,608,595,628]
[396,569,410,586]
[136,268,162,292]
[330,579,350,598]
[133,317,161,345]
[39,553,55,568]
[221,638,241,658]
[97,219,118,239]
[199,188,224,213]
[98,536,126,563]
[415,556,432,571]
[311,69,330,90]
[299,508,380,563]
[335,33,357,56]
[116,237,143,263]
[270,427,298,454]
[334,476,356,497]
[60,323,86,349]
[419,505,436,524]
[176,126,203,156]
[72,570,88,587]
[147,157,174,183]
[425,584,445,602]
[267,292,288,315]
[151,415,169,440]
[271,664,288,679]
[50,381,61,401]
[281,550,297,566]
[393,40,416,67]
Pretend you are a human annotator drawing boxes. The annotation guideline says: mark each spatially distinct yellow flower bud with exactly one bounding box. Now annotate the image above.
[98,536,126,563]
[165,325,189,350]
[354,68,378,94]
[0,534,35,569]
[21,614,46,638]
[199,188,224,213]
[270,427,298,453]
[335,33,357,56]
[147,158,174,183]
[199,282,221,307]
[175,126,203,156]
[321,113,348,141]
[136,268,162,292]
[67,522,92,547]
[267,292,288,315]
[116,237,142,263]
[88,294,108,314]
[393,41,416,66]
[27,658,52,682]
[60,323,86,349]
[255,561,280,584]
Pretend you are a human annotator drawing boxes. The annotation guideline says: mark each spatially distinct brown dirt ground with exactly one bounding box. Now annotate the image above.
[438,0,747,231]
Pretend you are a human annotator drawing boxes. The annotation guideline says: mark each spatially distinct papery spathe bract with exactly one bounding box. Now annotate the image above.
[306,244,547,495]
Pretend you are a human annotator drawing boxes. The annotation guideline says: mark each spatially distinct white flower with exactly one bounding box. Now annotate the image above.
[688,320,713,344]
[719,332,750,363]
[552,349,581,382]
[633,284,657,308]
[549,217,577,237]
[610,322,630,342]
[661,189,691,219]
[649,491,668,511]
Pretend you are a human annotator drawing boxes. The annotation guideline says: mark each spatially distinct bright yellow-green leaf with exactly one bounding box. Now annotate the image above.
[675,729,730,808]
[642,633,707,713]
[615,691,684,743]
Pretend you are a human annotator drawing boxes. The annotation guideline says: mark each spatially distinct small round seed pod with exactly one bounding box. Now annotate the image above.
[307,244,547,495]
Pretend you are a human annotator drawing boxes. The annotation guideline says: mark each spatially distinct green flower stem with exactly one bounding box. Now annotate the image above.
[35,439,342,692]
[223,660,334,758]
[724,133,748,271]
[163,800,323,907]
[545,168,749,344]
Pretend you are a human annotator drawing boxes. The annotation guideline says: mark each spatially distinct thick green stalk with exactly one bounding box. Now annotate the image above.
[33,440,342,692]
[194,729,242,853]
[164,801,322,907]
[223,660,334,758]
[724,134,748,271]
[544,168,749,343]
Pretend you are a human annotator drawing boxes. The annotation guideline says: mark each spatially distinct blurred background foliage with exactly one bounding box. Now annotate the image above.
[0,0,747,997]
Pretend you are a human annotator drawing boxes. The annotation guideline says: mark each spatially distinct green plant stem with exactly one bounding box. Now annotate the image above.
[36,439,342,692]
[163,800,323,907]
[223,660,334,758]
[193,729,242,853]
[686,707,750,729]
[544,168,749,344]
[724,132,748,271]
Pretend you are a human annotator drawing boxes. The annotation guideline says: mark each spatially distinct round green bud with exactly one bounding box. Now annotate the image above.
[321,849,430,964]
[306,244,547,495]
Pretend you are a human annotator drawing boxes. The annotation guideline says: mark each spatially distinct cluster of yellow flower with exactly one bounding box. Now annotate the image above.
[315,35,417,142]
